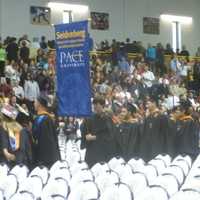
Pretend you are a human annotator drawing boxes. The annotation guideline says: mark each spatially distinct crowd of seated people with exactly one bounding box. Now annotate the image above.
[0,34,199,169]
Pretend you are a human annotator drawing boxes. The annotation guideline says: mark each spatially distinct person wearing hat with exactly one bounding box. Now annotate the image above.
[0,104,31,166]
[32,95,60,168]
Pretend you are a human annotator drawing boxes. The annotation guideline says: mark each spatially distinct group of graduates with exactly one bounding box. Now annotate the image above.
[0,95,60,169]
[81,96,199,167]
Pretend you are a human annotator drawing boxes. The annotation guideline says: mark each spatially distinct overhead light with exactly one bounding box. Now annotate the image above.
[160,14,192,24]
[48,2,88,12]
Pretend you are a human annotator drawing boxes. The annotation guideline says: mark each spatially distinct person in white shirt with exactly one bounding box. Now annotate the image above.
[142,65,155,88]
[12,80,24,103]
[24,73,40,114]
[164,92,180,110]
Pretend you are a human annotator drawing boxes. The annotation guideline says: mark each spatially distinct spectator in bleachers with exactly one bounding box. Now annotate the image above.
[24,73,40,114]
[19,41,30,64]
[0,43,6,77]
[6,37,19,62]
[165,43,174,55]
[40,36,48,51]
[180,45,190,57]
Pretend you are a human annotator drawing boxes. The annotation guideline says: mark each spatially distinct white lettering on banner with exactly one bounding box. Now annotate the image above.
[60,50,84,68]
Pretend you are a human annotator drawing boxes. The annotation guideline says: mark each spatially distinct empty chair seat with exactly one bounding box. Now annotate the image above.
[149,159,167,175]
[155,154,172,166]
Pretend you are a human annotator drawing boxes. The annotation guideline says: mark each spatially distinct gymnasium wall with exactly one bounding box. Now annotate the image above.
[0,0,199,54]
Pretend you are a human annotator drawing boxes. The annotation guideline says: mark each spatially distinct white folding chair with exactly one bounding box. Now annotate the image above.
[40,177,69,200]
[95,170,120,194]
[29,166,49,185]
[108,157,125,171]
[172,159,191,176]
[50,160,70,173]
[18,175,44,198]
[155,154,172,166]
[70,169,94,190]
[113,163,133,178]
[128,158,145,172]
[68,180,100,200]
[0,174,19,200]
[70,161,88,175]
[0,163,9,180]
[9,191,35,200]
[100,182,133,200]
[121,172,148,197]
[49,167,71,183]
[162,165,185,185]
[170,189,200,200]
[150,174,179,197]
[135,185,169,200]
[149,159,167,175]
[137,164,158,184]
[10,164,29,184]
[91,162,110,178]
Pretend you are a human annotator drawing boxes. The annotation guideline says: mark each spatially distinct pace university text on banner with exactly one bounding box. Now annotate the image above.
[55,21,92,116]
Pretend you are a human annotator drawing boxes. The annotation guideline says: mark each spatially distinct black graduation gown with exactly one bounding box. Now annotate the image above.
[165,118,177,158]
[139,115,167,161]
[81,114,116,167]
[32,115,60,168]
[0,126,32,166]
[175,119,199,160]
[115,122,140,161]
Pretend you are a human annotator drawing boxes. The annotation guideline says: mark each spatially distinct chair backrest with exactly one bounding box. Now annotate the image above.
[172,159,191,176]
[49,167,71,183]
[29,166,49,185]
[113,163,133,178]
[150,174,179,197]
[135,185,169,200]
[68,180,100,200]
[149,159,167,175]
[91,162,110,179]
[40,177,69,199]
[0,163,9,180]
[100,182,133,200]
[18,175,43,198]
[95,170,120,193]
[162,165,185,185]
[70,169,94,190]
[108,157,125,170]
[128,158,145,172]
[155,154,172,166]
[1,174,19,200]
[10,164,29,183]
[170,189,200,200]
[50,160,70,173]
[137,164,158,184]
[121,172,148,197]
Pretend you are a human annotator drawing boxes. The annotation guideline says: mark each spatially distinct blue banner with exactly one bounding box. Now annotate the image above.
[55,21,92,116]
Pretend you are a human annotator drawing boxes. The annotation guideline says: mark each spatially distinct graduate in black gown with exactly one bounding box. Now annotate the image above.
[32,96,60,168]
[81,96,116,167]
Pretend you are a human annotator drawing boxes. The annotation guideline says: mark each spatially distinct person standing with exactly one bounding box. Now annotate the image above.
[32,96,60,168]
[0,43,6,77]
[81,97,116,167]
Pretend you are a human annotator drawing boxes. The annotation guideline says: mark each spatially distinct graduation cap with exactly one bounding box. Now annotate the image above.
[1,104,18,120]
[126,102,137,114]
